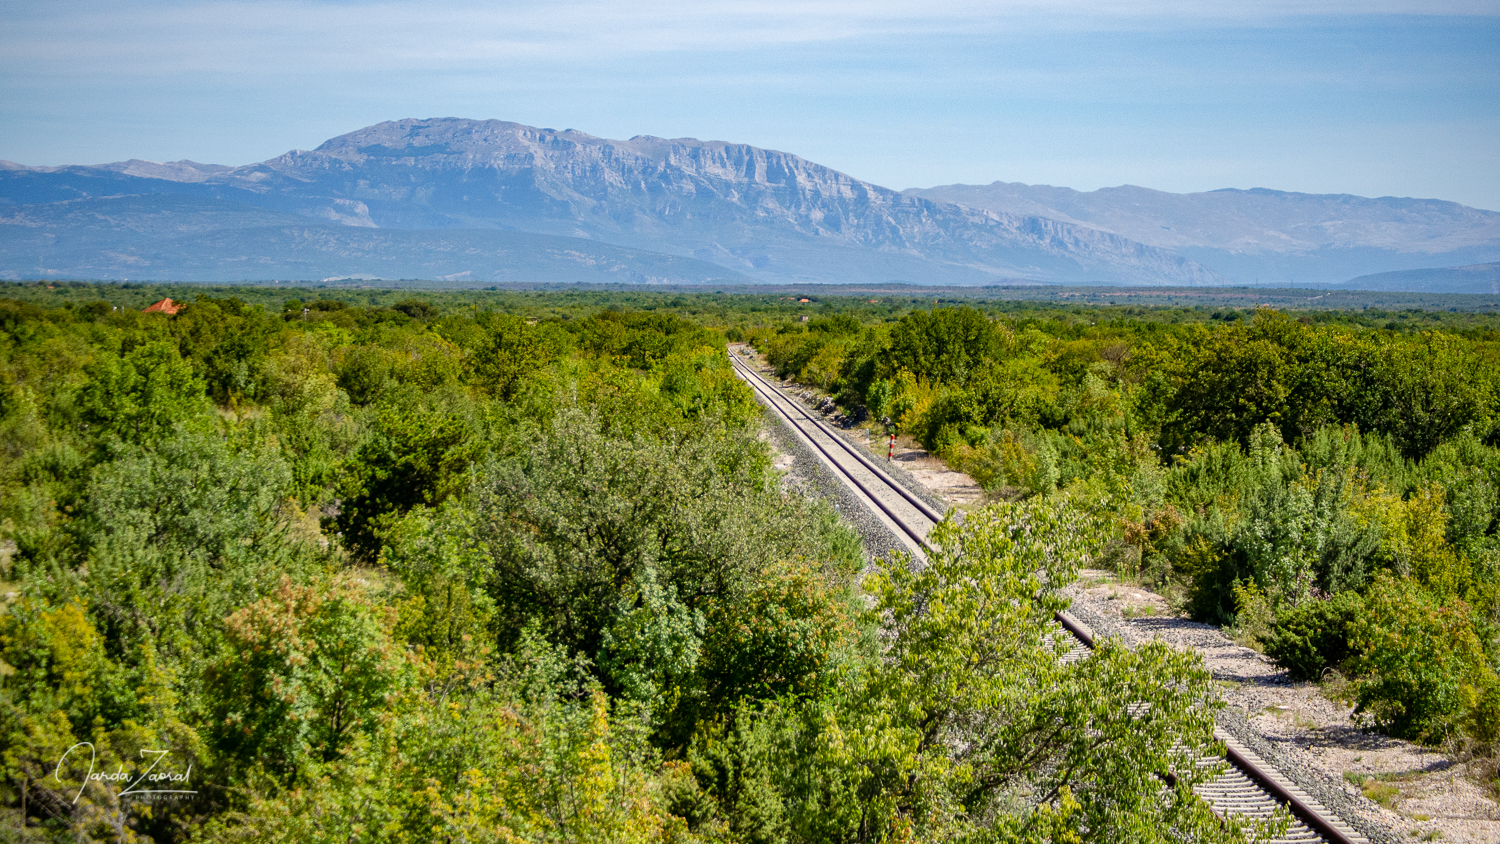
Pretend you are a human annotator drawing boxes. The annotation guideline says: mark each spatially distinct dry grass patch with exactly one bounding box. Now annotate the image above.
[1343,769,1424,810]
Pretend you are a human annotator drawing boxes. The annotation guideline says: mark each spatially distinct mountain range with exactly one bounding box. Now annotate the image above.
[1339,262,1500,295]
[3,118,1497,290]
[909,182,1500,288]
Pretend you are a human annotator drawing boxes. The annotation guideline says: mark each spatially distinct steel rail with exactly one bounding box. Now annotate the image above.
[1219,737,1365,844]
[730,353,946,525]
[730,354,935,553]
[1057,611,1364,844]
[731,346,1367,844]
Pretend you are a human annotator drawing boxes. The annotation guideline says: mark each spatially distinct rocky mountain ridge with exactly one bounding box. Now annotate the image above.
[0,119,1223,285]
[5,118,1496,288]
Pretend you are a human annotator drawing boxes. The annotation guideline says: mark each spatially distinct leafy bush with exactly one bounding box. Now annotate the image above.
[886,306,995,384]
[382,405,859,748]
[391,298,437,320]
[1263,591,1364,681]
[334,393,479,556]
[205,574,415,781]
[196,637,682,844]
[469,313,571,398]
[77,339,210,443]
[853,498,1254,842]
[1347,574,1495,743]
[1228,580,1275,649]
[1166,424,1382,622]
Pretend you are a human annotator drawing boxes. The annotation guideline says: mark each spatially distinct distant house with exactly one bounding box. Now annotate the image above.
[143,298,181,315]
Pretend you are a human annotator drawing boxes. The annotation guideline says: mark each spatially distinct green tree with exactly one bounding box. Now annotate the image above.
[886,307,996,385]
[196,638,686,844]
[1159,322,1294,453]
[1379,333,1496,460]
[471,314,571,399]
[205,575,414,781]
[687,499,1266,843]
[77,428,313,675]
[866,499,1248,841]
[335,394,479,557]
[78,340,209,443]
[382,405,857,748]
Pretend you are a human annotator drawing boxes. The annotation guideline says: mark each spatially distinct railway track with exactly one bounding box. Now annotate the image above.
[729,347,1370,844]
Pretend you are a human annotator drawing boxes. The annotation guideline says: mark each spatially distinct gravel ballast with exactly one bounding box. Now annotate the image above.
[1062,584,1405,844]
[1065,574,1500,844]
[757,398,911,563]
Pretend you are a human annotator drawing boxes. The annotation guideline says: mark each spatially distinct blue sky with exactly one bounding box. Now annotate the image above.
[3,1,1498,209]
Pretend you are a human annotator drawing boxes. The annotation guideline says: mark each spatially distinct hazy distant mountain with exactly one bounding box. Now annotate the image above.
[907,182,1500,286]
[1335,262,1500,295]
[9,120,1492,289]
[0,193,756,284]
[0,119,1224,286]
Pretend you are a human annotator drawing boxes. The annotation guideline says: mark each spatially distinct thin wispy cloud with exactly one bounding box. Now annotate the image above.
[2,0,1497,208]
[7,0,1498,73]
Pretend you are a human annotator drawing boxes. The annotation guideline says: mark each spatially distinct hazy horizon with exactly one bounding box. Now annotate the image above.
[2,2,1498,210]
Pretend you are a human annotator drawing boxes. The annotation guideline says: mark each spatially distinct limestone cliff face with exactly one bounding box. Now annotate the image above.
[201,119,1225,285]
[1,118,1227,285]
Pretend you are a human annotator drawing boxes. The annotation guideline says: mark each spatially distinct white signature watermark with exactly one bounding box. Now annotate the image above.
[55,743,197,804]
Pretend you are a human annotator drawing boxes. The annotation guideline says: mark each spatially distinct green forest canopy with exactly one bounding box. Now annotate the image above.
[1,281,1498,842]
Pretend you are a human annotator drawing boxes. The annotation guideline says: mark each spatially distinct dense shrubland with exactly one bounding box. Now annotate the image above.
[2,290,1261,843]
[759,305,1500,751]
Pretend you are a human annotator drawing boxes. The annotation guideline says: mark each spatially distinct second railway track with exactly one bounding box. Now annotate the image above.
[730,347,1371,844]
